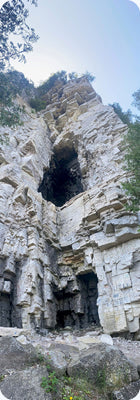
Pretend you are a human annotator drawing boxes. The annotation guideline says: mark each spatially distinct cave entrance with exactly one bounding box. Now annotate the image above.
[55,272,99,330]
[38,148,83,206]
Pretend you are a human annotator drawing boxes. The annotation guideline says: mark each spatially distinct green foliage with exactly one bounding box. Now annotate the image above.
[40,354,94,400]
[41,371,59,394]
[68,71,95,82]
[81,71,95,82]
[68,72,78,80]
[0,72,13,106]
[0,68,95,121]
[122,122,140,211]
[37,70,95,97]
[0,70,34,103]
[41,369,95,400]
[61,376,94,400]
[38,70,68,97]
[0,105,22,127]
[36,351,45,364]
[110,97,140,212]
[29,70,95,111]
[110,102,132,125]
[29,70,68,110]
[95,368,107,391]
[29,97,46,111]
[132,89,140,111]
[0,0,38,71]
[0,70,33,127]
[5,70,34,97]
[0,375,4,382]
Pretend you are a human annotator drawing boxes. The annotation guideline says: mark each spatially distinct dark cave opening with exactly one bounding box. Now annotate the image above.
[56,310,74,329]
[54,272,99,329]
[38,148,83,207]
[77,272,99,328]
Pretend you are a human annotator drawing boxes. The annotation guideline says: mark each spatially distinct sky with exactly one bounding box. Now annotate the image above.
[10,0,140,113]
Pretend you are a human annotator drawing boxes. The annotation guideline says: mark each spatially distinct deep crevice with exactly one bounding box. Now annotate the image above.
[0,293,11,327]
[38,148,83,206]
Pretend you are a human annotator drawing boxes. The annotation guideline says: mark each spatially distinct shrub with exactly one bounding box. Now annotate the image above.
[29,97,46,111]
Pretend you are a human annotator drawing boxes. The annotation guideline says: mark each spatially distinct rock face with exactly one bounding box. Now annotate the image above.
[0,77,140,335]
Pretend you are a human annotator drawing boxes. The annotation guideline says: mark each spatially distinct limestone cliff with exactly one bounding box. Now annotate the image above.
[0,77,140,335]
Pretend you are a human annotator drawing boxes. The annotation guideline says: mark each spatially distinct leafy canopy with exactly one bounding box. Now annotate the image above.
[109,102,132,125]
[0,0,38,70]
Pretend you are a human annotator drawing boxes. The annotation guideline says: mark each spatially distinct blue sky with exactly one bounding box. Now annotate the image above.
[12,0,140,113]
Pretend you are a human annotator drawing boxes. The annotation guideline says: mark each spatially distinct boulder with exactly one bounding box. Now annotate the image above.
[0,366,51,400]
[67,343,139,392]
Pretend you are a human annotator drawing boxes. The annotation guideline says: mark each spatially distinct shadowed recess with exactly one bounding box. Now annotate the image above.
[38,148,83,206]
[54,272,99,329]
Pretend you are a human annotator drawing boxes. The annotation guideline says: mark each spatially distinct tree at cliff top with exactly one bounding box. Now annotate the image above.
[110,102,132,125]
[0,0,38,71]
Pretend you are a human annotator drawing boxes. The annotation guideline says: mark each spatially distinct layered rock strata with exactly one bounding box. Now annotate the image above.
[0,77,140,334]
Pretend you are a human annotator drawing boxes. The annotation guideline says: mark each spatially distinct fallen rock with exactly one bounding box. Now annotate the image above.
[99,333,114,346]
[16,334,30,345]
[0,337,39,375]
[47,349,67,376]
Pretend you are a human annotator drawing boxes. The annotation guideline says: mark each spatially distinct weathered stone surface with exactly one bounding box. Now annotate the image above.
[0,337,39,375]
[0,77,140,334]
[0,366,51,400]
[112,381,140,400]
[67,343,139,390]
